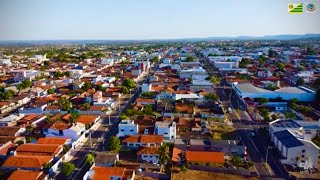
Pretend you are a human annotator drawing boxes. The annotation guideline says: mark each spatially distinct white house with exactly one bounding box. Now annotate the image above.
[101,58,114,66]
[269,119,320,169]
[44,122,86,143]
[0,59,12,66]
[67,69,83,79]
[122,135,164,149]
[117,120,139,138]
[83,166,135,180]
[173,93,204,101]
[28,55,48,64]
[154,121,176,140]
[11,70,40,82]
[137,146,160,164]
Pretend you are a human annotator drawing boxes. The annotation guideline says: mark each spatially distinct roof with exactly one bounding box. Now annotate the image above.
[186,151,225,163]
[136,98,155,103]
[16,144,62,156]
[2,156,52,169]
[8,170,43,180]
[36,137,69,145]
[76,115,98,125]
[234,83,270,93]
[137,146,160,155]
[172,147,183,163]
[95,152,118,165]
[122,135,163,143]
[0,127,21,136]
[92,166,126,180]
[273,130,303,148]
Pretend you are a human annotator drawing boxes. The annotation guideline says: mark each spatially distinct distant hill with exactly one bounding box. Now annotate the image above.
[206,34,320,40]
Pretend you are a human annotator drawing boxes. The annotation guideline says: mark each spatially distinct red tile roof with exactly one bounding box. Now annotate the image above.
[76,115,98,125]
[16,144,62,156]
[186,151,224,164]
[2,155,53,169]
[122,135,163,144]
[8,170,43,180]
[92,166,126,180]
[137,146,160,155]
[36,137,69,145]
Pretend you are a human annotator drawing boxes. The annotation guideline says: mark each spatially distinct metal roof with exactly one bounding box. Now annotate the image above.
[274,130,303,148]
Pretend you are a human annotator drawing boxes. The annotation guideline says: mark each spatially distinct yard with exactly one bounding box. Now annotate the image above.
[211,124,238,140]
[172,170,259,180]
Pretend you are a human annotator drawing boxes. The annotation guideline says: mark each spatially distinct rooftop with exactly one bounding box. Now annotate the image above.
[274,130,304,148]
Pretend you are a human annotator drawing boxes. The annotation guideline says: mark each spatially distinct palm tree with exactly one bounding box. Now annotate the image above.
[82,103,90,111]
[159,144,171,173]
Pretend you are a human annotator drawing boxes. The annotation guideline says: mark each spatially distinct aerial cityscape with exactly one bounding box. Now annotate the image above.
[0,0,320,180]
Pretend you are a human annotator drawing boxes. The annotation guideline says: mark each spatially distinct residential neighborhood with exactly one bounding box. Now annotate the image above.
[0,1,320,179]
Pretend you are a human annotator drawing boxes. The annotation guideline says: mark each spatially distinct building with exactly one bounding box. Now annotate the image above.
[28,55,47,64]
[121,135,163,149]
[269,119,320,169]
[136,146,160,164]
[232,83,316,102]
[186,151,225,166]
[117,120,139,138]
[154,121,176,140]
[8,170,47,180]
[95,152,119,167]
[83,166,135,180]
[0,58,12,66]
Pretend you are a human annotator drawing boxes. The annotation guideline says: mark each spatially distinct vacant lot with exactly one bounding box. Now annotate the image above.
[211,124,238,140]
[172,170,259,180]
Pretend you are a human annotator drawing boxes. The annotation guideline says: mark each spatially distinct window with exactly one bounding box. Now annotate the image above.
[195,163,199,165]
[149,156,153,158]
[144,155,148,158]
[130,129,134,132]
[164,132,168,135]
[302,149,305,153]
[301,155,305,158]
[206,163,209,165]
[301,160,305,163]
[120,129,124,132]
[129,143,133,146]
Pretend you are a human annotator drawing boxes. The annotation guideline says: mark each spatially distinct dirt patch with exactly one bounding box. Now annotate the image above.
[172,170,260,180]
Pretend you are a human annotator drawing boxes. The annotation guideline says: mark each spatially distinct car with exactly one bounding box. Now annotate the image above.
[250,131,256,137]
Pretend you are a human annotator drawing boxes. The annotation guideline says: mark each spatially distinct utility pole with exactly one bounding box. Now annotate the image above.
[108,112,111,125]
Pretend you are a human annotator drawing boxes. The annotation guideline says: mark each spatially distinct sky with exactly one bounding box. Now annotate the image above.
[0,0,319,40]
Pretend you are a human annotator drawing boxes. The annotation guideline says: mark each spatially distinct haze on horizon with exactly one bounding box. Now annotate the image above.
[0,0,319,41]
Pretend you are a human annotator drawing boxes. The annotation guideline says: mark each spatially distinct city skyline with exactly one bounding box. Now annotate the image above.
[0,0,320,40]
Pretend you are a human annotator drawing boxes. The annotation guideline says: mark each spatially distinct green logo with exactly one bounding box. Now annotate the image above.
[288,3,303,14]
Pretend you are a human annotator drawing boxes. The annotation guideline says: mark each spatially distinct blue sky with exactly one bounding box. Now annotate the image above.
[0,0,319,40]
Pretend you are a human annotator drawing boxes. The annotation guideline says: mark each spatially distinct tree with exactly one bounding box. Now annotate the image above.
[210,76,221,85]
[96,84,106,91]
[141,92,154,98]
[260,108,270,120]
[277,63,285,70]
[63,145,71,153]
[47,88,55,94]
[58,98,73,111]
[159,143,171,173]
[271,114,278,120]
[120,86,129,94]
[186,56,194,62]
[204,93,219,101]
[70,112,79,124]
[61,162,75,176]
[142,104,155,115]
[54,71,64,78]
[306,47,317,55]
[95,52,105,58]
[43,162,53,169]
[120,115,129,120]
[82,82,92,91]
[65,71,71,77]
[296,78,305,86]
[43,61,50,66]
[85,153,95,165]
[313,78,320,90]
[231,156,244,167]
[239,58,250,68]
[108,136,121,153]
[81,103,90,111]
[152,57,159,63]
[122,79,136,89]
[256,97,269,104]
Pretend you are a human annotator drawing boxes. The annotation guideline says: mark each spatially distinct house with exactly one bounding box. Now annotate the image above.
[14,144,63,157]
[8,170,47,180]
[186,151,225,166]
[269,119,320,169]
[122,135,163,149]
[172,147,183,164]
[76,115,100,127]
[0,58,12,66]
[154,121,176,140]
[136,98,155,105]
[36,137,71,146]
[83,166,135,180]
[28,55,47,64]
[137,146,160,164]
[95,152,119,167]
[0,126,25,137]
[0,114,24,126]
[117,120,139,138]
[1,155,53,170]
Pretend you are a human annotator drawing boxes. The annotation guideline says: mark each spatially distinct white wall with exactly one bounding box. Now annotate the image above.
[140,154,159,164]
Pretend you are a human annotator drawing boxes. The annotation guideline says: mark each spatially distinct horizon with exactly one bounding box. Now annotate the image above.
[1,0,320,41]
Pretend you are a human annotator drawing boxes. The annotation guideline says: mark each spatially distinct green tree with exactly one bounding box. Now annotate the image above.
[96,84,106,91]
[210,75,221,85]
[204,93,219,101]
[142,104,155,115]
[81,103,90,111]
[54,71,64,78]
[296,78,305,86]
[120,115,129,120]
[43,61,50,66]
[271,114,278,120]
[239,58,250,68]
[152,56,159,63]
[186,56,194,62]
[47,88,55,94]
[122,79,136,89]
[108,136,121,153]
[61,162,75,176]
[141,92,154,98]
[3,91,13,100]
[95,52,105,58]
[256,97,269,104]
[120,86,129,94]
[43,162,53,169]
[58,98,73,111]
[231,156,244,167]
[70,111,79,123]
[82,82,93,91]
[159,143,171,173]
[306,47,317,55]
[85,153,95,165]
[65,71,71,77]
[277,63,285,70]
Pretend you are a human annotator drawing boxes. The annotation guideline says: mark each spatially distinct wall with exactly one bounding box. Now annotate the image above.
[139,154,159,164]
